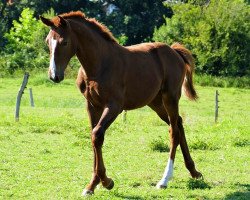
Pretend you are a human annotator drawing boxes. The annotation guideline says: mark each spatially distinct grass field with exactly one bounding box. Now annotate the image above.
[0,74,249,199]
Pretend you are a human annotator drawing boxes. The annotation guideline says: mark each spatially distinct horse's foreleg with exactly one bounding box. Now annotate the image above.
[178,116,202,178]
[82,103,120,196]
[82,102,102,196]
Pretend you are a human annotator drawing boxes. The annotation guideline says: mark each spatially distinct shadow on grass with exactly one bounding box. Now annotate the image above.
[187,178,211,190]
[224,184,250,200]
[114,193,144,200]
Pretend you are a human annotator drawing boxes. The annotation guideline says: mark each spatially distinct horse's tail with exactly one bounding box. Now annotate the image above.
[171,43,198,101]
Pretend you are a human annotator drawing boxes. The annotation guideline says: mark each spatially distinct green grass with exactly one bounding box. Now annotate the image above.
[195,74,250,89]
[0,75,249,199]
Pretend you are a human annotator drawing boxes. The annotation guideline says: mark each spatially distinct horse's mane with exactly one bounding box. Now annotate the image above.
[54,11,117,43]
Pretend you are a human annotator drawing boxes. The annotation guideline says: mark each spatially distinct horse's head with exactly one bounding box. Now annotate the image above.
[40,15,76,83]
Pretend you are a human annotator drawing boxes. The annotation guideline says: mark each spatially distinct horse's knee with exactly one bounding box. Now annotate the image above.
[91,125,105,147]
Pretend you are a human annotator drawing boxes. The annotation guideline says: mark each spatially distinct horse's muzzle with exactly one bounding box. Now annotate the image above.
[50,75,64,83]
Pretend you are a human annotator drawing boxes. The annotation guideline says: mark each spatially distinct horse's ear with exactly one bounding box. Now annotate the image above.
[40,16,54,27]
[58,16,67,27]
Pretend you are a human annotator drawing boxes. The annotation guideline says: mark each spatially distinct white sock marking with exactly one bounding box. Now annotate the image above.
[49,38,57,79]
[156,159,174,188]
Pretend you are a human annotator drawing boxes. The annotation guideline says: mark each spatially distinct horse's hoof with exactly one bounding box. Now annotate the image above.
[82,189,94,196]
[192,171,203,179]
[103,178,114,190]
[156,182,167,189]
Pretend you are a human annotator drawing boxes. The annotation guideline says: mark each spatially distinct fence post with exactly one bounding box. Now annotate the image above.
[15,72,29,122]
[29,88,35,107]
[215,90,219,123]
[123,110,127,123]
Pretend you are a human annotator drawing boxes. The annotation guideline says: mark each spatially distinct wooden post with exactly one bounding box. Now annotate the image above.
[215,90,219,123]
[29,88,34,107]
[15,72,29,122]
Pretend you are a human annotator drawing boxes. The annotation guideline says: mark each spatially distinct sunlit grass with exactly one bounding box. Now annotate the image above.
[0,76,249,199]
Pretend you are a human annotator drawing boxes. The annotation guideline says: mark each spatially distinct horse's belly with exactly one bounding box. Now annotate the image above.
[123,79,161,110]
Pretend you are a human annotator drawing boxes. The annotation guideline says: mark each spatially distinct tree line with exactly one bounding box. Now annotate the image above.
[0,0,249,77]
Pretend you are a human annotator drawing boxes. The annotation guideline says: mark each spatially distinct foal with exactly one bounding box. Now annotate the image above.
[40,11,202,196]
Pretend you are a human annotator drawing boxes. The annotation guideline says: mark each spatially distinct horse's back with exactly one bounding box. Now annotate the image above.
[127,41,186,88]
[125,42,165,51]
[125,42,184,74]
[124,41,185,82]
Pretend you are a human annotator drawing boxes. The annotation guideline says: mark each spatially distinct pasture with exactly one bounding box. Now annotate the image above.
[0,74,249,199]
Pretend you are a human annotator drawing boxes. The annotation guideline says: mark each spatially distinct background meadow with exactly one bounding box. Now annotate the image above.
[0,75,249,199]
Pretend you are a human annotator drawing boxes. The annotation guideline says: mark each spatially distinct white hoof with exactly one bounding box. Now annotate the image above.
[82,189,94,196]
[156,181,167,189]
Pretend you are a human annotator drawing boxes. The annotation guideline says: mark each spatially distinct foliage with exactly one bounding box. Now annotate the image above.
[149,136,170,152]
[0,1,171,74]
[100,0,172,45]
[1,0,250,77]
[0,0,171,47]
[189,137,219,150]
[154,0,250,77]
[233,138,250,147]
[195,75,250,89]
[2,8,48,74]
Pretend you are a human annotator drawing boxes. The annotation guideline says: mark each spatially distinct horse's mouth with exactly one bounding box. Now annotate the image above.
[50,75,64,83]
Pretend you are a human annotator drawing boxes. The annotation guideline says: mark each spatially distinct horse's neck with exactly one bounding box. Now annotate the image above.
[72,21,112,79]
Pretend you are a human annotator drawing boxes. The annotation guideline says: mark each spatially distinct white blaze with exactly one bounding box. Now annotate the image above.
[156,159,174,188]
[49,38,57,79]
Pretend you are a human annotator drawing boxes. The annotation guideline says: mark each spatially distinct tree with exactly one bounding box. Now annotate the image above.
[2,8,48,73]
[100,0,172,45]
[0,0,102,49]
[1,0,172,47]
[0,1,172,74]
[154,0,250,76]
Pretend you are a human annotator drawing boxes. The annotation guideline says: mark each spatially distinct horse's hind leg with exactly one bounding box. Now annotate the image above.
[153,92,202,189]
[155,93,180,189]
[148,93,169,125]
[178,117,202,178]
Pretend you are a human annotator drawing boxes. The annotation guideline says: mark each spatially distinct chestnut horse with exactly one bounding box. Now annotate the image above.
[40,11,202,196]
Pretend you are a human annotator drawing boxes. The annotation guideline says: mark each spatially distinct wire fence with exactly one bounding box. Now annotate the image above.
[1,73,220,123]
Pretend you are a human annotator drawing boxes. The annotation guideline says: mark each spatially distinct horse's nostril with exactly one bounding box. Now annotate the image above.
[50,75,61,83]
[53,75,64,83]
[54,75,59,82]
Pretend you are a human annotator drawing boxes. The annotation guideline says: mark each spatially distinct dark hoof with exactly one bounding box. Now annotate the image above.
[192,171,203,179]
[103,178,114,190]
